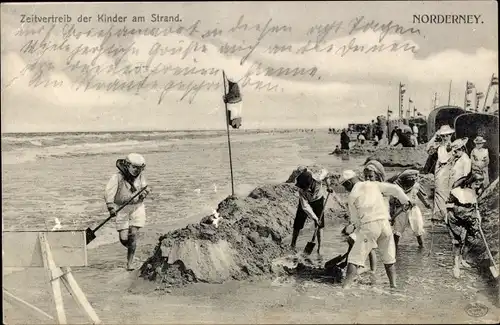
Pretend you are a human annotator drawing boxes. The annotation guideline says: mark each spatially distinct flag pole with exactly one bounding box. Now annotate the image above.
[447,80,452,105]
[398,83,401,118]
[387,106,390,141]
[222,70,235,196]
[463,81,468,110]
[482,73,494,111]
[407,98,411,119]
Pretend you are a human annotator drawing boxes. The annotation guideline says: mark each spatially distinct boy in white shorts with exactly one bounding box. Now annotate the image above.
[339,170,412,289]
[105,153,150,271]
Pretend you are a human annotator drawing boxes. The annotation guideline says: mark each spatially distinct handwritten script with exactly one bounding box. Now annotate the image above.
[8,14,422,104]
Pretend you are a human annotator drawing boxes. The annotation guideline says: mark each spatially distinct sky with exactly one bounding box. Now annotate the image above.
[1,1,498,132]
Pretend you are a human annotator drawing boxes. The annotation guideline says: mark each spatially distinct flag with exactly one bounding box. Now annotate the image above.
[388,109,393,114]
[476,92,485,99]
[466,81,475,94]
[417,112,423,117]
[409,98,413,103]
[223,75,243,129]
[491,75,498,86]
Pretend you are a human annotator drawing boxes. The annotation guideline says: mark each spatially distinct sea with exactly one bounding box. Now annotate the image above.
[1,130,365,249]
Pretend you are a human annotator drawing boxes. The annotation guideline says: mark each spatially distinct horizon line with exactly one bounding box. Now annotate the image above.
[1,127,343,135]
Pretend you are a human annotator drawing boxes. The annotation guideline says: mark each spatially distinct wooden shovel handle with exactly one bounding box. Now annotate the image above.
[310,193,331,242]
[475,205,497,267]
[93,186,149,232]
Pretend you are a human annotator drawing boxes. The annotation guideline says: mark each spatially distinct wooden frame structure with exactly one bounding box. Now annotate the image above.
[3,230,101,324]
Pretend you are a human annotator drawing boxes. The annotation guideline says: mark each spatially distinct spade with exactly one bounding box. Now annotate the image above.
[475,205,499,278]
[303,193,330,255]
[85,186,148,245]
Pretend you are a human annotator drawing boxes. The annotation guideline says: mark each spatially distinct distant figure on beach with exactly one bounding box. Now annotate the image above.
[357,131,366,145]
[388,169,431,250]
[470,136,490,187]
[338,170,412,289]
[411,122,419,137]
[365,122,373,141]
[445,172,485,278]
[390,126,399,144]
[332,145,342,154]
[390,128,414,147]
[409,123,419,147]
[105,153,150,271]
[291,168,333,254]
[340,129,350,150]
[427,125,455,223]
[376,116,388,146]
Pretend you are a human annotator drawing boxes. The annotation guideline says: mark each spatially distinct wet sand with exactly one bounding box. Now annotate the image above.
[3,217,499,324]
[3,131,499,324]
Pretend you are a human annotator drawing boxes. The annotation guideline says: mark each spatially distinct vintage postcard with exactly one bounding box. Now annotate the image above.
[2,1,499,324]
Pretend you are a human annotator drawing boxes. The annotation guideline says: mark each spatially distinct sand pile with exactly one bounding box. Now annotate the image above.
[138,183,299,287]
[137,166,347,288]
[467,178,499,263]
[365,145,428,169]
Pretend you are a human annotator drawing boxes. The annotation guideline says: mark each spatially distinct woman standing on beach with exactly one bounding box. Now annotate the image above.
[104,153,151,271]
[340,129,350,151]
[427,125,455,224]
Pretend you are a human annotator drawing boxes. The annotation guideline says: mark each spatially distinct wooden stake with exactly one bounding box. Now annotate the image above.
[38,232,101,325]
[60,267,101,324]
[39,232,67,324]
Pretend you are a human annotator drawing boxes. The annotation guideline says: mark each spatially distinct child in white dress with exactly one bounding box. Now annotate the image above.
[470,136,490,187]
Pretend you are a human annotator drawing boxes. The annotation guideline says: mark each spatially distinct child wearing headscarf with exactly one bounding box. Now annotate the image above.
[388,170,431,249]
[354,159,387,281]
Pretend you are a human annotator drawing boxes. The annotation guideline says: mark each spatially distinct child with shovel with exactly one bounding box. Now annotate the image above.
[104,153,151,271]
[445,172,486,278]
[388,169,431,250]
[291,168,334,255]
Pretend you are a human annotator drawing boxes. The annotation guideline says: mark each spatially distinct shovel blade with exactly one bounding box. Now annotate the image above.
[85,227,96,245]
[324,254,348,269]
[490,266,499,279]
[303,241,316,255]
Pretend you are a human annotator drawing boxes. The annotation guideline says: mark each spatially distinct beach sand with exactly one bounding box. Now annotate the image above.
[3,131,499,324]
